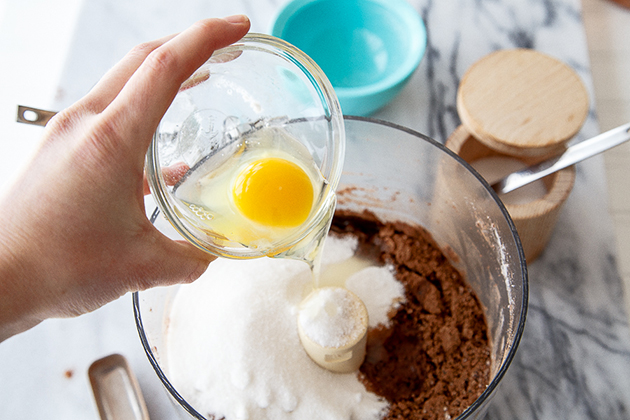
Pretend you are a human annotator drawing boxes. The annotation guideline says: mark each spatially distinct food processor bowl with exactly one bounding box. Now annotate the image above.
[135,116,528,420]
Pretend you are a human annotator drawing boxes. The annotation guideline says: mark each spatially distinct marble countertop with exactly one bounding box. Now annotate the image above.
[1,0,629,418]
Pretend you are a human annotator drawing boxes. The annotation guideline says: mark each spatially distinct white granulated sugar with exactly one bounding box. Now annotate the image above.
[298,287,365,347]
[346,265,405,328]
[166,235,402,420]
[320,234,358,264]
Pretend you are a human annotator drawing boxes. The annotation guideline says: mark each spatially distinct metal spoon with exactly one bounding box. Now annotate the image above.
[492,122,630,195]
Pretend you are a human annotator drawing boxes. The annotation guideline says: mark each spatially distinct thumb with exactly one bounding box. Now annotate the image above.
[134,231,216,291]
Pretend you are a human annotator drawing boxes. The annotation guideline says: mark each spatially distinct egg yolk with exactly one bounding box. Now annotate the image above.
[233,157,315,227]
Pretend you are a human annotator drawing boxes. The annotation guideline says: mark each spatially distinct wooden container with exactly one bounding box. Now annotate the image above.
[446,49,589,262]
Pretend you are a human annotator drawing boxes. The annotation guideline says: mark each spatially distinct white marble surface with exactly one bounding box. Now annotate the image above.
[1,0,630,418]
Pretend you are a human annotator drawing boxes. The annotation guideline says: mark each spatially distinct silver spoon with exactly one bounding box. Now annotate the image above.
[491,122,630,195]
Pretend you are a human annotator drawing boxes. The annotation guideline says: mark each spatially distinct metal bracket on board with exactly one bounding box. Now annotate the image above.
[16,105,58,126]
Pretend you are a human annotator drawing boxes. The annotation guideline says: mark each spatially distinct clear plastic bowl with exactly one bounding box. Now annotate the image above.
[146,33,345,259]
[135,116,528,420]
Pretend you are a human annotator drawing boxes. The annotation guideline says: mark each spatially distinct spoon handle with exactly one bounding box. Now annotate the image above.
[88,354,150,420]
[492,122,630,195]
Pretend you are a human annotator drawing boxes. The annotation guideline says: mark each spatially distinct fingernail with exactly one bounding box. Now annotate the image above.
[224,14,249,25]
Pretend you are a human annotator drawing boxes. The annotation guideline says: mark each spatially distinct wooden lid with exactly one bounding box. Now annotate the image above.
[457,49,589,157]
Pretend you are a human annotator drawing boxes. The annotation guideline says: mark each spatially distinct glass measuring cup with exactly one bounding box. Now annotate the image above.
[145,34,345,259]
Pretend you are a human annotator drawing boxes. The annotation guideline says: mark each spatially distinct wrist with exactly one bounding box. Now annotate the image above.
[0,224,46,342]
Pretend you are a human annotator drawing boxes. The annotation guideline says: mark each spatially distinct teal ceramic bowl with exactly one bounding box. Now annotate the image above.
[271,0,427,116]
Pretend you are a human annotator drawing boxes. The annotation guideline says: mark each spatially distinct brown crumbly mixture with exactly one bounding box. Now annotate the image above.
[331,210,491,420]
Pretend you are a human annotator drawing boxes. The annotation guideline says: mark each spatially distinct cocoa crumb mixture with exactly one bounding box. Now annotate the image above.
[330,210,491,420]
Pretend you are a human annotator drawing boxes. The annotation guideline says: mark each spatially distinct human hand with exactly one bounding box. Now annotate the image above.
[0,16,251,341]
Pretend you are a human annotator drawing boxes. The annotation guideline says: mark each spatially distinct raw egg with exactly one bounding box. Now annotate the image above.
[233,157,314,227]
[173,126,324,252]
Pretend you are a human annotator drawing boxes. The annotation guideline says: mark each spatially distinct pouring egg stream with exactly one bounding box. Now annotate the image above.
[169,124,369,372]
[144,35,364,377]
